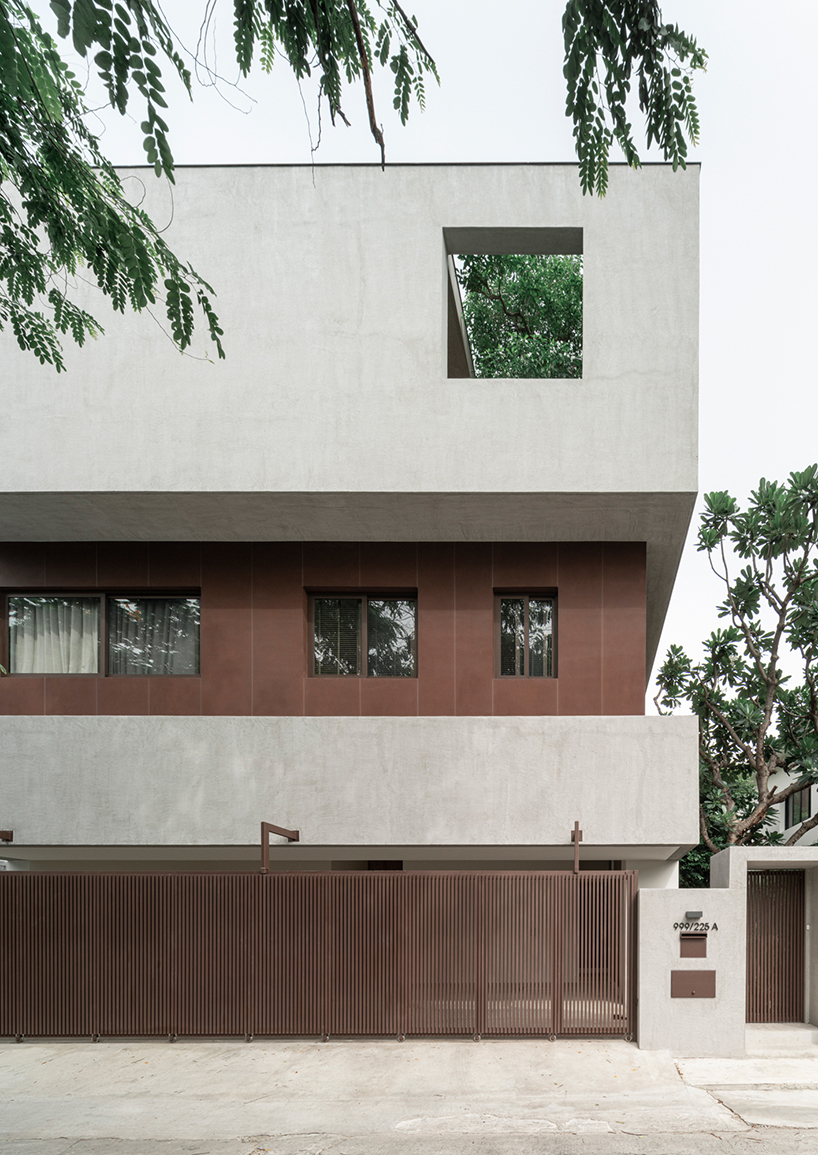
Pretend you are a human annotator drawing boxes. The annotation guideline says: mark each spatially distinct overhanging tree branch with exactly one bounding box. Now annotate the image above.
[699,804,718,855]
[3,1,704,369]
[345,0,385,168]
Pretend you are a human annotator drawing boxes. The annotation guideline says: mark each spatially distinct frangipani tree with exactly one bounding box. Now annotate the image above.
[657,467,818,882]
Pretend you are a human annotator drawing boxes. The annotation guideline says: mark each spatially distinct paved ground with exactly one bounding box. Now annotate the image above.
[3,1137,818,1155]
[1,1032,817,1154]
[0,1139,817,1155]
[678,1024,818,1131]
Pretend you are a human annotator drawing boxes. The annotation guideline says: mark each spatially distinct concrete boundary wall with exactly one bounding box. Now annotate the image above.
[639,847,818,1058]
[638,887,745,1058]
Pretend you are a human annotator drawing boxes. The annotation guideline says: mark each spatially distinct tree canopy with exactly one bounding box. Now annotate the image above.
[656,467,818,885]
[456,254,582,379]
[0,0,437,368]
[1,0,704,369]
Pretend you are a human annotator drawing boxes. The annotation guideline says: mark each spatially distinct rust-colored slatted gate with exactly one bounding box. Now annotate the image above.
[746,869,805,1023]
[0,870,637,1039]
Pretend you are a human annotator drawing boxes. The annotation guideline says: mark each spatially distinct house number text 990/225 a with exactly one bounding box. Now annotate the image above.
[673,922,718,932]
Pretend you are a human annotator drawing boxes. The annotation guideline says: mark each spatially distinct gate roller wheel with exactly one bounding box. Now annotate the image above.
[14,1034,23,1044]
[473,1033,481,1042]
[168,1033,177,1043]
[245,1033,254,1043]
[321,1033,329,1043]
[397,1033,405,1042]
[549,1034,557,1042]
[92,1033,100,1043]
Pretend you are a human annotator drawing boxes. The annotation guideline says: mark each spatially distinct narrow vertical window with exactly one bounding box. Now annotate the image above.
[528,598,553,677]
[499,598,525,675]
[785,787,811,829]
[497,595,554,677]
[313,598,362,675]
[367,598,417,677]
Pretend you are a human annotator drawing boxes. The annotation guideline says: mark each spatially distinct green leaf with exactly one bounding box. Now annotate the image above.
[50,0,72,40]
[72,0,98,56]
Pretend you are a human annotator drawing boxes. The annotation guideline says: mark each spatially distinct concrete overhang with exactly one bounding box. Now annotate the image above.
[711,845,818,888]
[4,842,693,865]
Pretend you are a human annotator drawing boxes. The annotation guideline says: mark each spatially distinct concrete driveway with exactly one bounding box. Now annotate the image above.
[0,1033,815,1154]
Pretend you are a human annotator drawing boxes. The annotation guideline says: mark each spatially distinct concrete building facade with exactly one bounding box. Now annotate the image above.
[0,162,700,875]
[9,162,788,1056]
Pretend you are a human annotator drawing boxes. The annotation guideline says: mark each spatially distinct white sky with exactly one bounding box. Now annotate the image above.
[37,1,818,698]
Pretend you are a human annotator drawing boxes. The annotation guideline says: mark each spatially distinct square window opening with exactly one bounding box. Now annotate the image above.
[312,595,417,677]
[445,227,583,380]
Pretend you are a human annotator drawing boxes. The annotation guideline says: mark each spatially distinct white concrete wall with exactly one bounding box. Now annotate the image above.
[0,164,698,505]
[638,887,746,1057]
[0,714,698,855]
[624,859,679,888]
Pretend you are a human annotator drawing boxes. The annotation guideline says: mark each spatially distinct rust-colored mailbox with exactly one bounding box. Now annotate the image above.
[680,932,707,958]
[671,970,716,998]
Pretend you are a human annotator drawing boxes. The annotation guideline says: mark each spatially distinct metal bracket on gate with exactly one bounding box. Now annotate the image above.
[260,820,300,873]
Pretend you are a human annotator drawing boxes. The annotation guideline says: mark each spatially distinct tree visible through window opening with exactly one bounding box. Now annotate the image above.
[455,255,582,379]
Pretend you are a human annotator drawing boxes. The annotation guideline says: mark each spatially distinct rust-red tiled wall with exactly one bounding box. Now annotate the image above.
[0,541,646,716]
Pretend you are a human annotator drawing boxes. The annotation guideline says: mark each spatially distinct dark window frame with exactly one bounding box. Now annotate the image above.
[494,591,557,678]
[308,591,418,679]
[3,589,200,677]
[785,786,811,829]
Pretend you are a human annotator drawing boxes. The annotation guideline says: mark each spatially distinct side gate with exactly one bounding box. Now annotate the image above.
[0,870,637,1040]
[746,869,805,1023]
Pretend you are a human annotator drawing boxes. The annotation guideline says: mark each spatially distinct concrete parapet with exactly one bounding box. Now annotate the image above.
[0,713,698,860]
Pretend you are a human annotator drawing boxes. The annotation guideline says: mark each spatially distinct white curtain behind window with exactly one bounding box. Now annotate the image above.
[9,597,100,673]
